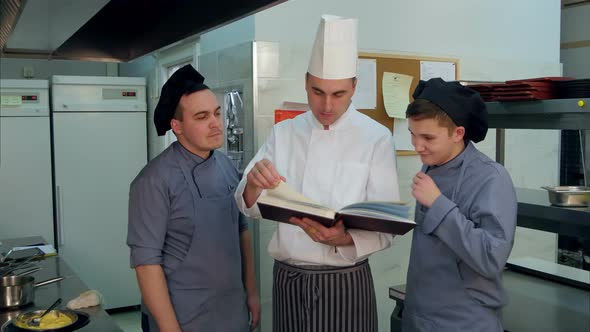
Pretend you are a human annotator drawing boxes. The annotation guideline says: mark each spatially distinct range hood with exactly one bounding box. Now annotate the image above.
[0,0,286,62]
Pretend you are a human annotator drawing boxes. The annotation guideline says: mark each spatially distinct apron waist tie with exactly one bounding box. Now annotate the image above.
[275,259,368,274]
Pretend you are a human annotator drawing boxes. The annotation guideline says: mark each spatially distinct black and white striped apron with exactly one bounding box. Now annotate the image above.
[273,259,377,332]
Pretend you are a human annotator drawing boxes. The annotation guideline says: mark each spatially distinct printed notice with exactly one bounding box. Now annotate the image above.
[382,72,413,118]
[352,59,377,109]
[420,61,456,81]
[393,118,414,151]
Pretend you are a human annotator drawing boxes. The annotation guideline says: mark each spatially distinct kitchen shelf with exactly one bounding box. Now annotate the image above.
[485,98,589,222]
[487,98,590,130]
[515,188,590,239]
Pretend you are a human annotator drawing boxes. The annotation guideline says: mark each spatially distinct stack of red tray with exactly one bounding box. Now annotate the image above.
[468,77,575,101]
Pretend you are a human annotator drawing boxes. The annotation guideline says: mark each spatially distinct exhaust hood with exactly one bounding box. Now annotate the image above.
[0,0,286,62]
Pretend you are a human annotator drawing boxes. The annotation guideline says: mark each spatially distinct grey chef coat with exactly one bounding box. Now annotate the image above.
[127,142,249,331]
[402,142,517,332]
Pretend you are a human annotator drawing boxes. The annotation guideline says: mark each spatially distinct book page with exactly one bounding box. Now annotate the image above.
[259,195,336,220]
[339,208,414,223]
[341,201,410,219]
[258,181,336,219]
[264,181,320,205]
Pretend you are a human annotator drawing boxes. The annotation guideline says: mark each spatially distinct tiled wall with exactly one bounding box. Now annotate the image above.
[477,129,559,262]
[251,41,561,331]
[198,40,561,331]
[252,40,421,332]
[199,42,256,171]
[254,41,309,331]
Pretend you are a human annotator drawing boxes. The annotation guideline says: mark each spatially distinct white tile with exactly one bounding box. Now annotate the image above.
[254,116,274,149]
[510,227,557,262]
[198,51,219,85]
[257,78,306,117]
[259,297,273,332]
[256,41,280,78]
[278,43,311,79]
[505,129,560,189]
[219,43,253,82]
[370,237,412,332]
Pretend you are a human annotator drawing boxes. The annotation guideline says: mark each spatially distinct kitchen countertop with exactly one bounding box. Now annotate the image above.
[389,268,590,332]
[0,237,123,332]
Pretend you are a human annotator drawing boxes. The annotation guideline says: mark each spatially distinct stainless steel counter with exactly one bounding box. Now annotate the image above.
[389,269,590,332]
[502,269,590,332]
[0,237,123,331]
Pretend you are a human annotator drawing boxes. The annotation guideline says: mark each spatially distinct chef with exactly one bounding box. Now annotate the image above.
[127,65,259,332]
[235,15,400,332]
[403,78,517,331]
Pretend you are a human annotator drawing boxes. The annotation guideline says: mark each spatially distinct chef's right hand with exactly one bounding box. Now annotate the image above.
[246,159,284,190]
[243,159,285,208]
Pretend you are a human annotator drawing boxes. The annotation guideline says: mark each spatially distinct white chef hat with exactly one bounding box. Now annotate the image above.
[307,15,358,79]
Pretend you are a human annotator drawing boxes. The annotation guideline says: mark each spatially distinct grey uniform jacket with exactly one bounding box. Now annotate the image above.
[127,142,249,331]
[402,142,517,332]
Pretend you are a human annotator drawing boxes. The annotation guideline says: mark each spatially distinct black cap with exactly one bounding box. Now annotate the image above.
[154,64,209,136]
[411,78,488,143]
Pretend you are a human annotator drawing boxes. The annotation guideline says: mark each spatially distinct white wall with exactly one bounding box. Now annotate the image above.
[119,41,201,160]
[255,0,561,78]
[119,55,162,159]
[251,1,562,331]
[0,58,109,80]
[200,16,255,54]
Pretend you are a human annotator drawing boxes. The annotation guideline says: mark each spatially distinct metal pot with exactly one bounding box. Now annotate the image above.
[0,275,65,309]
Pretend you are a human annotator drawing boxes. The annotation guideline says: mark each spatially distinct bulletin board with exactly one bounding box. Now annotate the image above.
[356,53,460,155]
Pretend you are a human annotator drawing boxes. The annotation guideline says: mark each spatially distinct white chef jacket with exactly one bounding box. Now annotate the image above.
[235,104,400,266]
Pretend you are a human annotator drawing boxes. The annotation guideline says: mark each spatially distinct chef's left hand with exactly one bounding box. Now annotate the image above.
[290,217,354,246]
[246,293,260,330]
[411,172,441,208]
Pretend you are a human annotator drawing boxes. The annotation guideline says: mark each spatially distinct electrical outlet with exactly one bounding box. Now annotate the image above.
[23,66,34,78]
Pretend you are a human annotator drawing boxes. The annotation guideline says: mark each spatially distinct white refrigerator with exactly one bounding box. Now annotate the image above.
[0,79,54,245]
[51,76,147,309]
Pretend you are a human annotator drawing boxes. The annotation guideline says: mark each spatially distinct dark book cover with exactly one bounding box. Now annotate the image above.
[258,202,416,235]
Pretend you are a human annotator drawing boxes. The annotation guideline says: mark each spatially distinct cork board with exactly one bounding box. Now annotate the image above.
[356,53,459,155]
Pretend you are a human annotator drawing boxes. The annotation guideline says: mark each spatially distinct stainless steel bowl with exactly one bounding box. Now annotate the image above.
[541,186,590,207]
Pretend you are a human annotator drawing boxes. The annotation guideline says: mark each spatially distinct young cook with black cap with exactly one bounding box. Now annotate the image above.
[402,78,517,332]
[127,65,259,332]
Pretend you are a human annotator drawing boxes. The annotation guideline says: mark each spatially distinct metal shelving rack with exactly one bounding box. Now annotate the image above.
[487,98,590,290]
[487,98,590,237]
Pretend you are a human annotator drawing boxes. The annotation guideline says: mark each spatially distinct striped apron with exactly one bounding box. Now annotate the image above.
[273,260,377,332]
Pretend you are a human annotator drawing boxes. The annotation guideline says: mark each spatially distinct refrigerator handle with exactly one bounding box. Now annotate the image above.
[56,185,64,246]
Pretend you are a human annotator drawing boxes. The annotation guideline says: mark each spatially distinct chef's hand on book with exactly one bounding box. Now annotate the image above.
[411,172,441,208]
[290,217,354,246]
[244,159,286,208]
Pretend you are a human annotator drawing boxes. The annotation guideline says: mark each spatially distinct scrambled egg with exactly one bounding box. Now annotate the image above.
[15,310,74,330]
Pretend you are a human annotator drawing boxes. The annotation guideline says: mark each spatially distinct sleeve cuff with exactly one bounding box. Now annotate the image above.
[235,180,262,218]
[422,194,456,235]
[338,230,393,262]
[129,247,163,267]
[238,195,262,218]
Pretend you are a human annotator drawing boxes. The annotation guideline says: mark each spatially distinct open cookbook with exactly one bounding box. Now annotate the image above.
[257,182,416,235]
